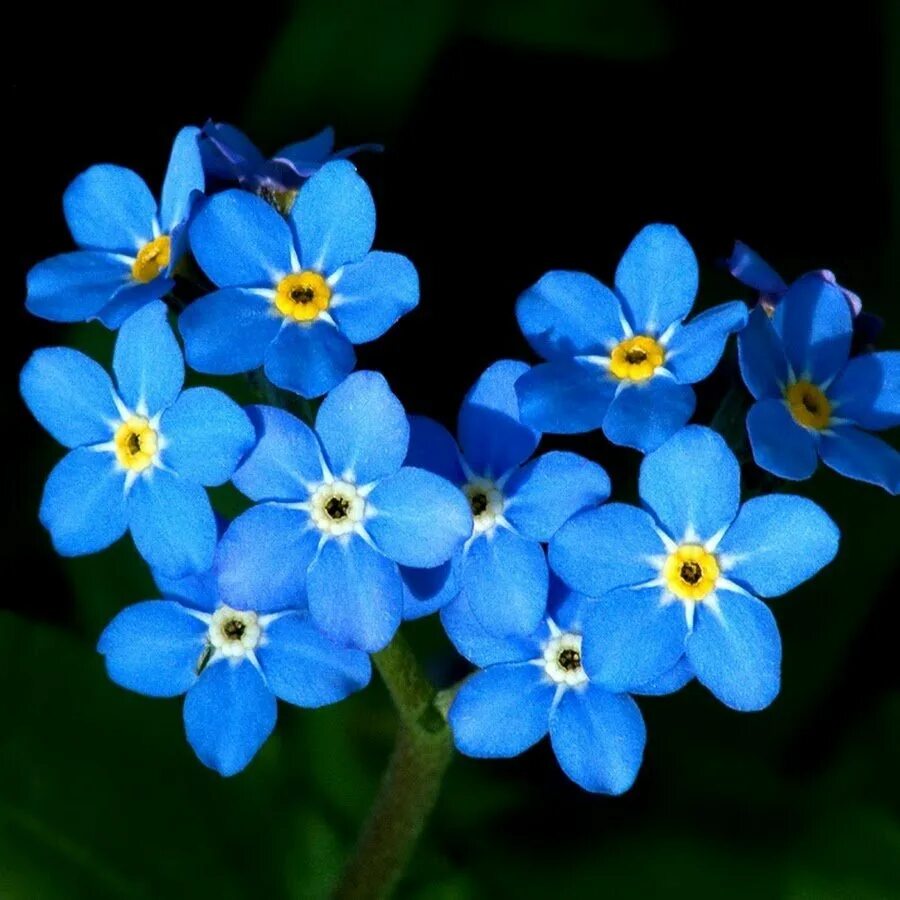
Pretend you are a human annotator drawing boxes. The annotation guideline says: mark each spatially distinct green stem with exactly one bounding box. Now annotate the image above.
[333,632,453,900]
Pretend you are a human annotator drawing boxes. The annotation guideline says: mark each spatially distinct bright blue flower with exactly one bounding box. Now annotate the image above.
[216,372,472,652]
[739,276,900,493]
[549,426,840,711]
[407,361,611,636]
[180,161,419,398]
[98,558,371,776]
[20,301,254,576]
[26,127,204,329]
[515,224,748,453]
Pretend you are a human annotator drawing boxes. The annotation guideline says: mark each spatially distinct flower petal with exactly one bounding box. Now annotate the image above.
[159,126,204,233]
[632,656,694,696]
[718,495,839,597]
[291,160,375,272]
[307,535,402,652]
[549,686,646,794]
[829,351,900,431]
[401,560,460,620]
[183,658,277,776]
[602,378,696,453]
[726,241,787,294]
[819,426,900,494]
[614,224,698,333]
[97,279,173,329]
[405,415,465,485]
[153,566,219,612]
[504,451,610,542]
[98,600,206,697]
[314,370,408,483]
[686,590,781,712]
[515,270,625,360]
[738,306,790,400]
[200,121,264,184]
[449,663,554,758]
[263,319,356,399]
[746,399,818,480]
[665,301,748,384]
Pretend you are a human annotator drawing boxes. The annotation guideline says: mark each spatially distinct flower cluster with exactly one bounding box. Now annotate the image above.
[20,124,897,791]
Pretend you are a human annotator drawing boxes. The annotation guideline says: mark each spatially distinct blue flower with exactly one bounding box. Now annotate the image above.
[739,276,900,493]
[444,578,656,794]
[180,160,419,398]
[20,301,254,576]
[408,360,611,636]
[215,371,472,652]
[26,127,204,329]
[514,224,748,453]
[98,558,371,776]
[549,426,840,711]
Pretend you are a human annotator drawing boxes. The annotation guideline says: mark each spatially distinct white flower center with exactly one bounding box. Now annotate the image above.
[310,480,366,536]
[542,632,588,687]
[463,478,504,534]
[208,606,262,659]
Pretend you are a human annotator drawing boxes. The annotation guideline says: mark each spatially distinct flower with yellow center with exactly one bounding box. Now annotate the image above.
[274,271,332,322]
[662,544,720,602]
[114,415,159,472]
[785,380,831,430]
[131,235,171,284]
[609,335,666,382]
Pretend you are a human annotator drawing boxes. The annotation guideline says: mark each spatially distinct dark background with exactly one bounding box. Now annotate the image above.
[5,1,899,897]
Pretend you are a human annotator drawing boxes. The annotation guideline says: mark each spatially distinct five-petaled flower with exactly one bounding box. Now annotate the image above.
[514,224,748,452]
[215,371,472,652]
[180,160,419,399]
[20,301,254,576]
[98,558,371,776]
[26,127,204,329]
[408,360,611,636]
[739,276,899,493]
[549,426,840,711]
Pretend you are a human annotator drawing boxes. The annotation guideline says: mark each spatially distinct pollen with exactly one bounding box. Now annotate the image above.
[275,271,332,322]
[663,544,720,602]
[114,416,158,471]
[131,235,171,284]
[785,380,831,430]
[609,335,665,382]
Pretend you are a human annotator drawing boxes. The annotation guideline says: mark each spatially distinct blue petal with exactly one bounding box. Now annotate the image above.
[614,224,698,333]
[664,301,748,384]
[550,503,664,598]
[263,319,356,399]
[154,566,219,612]
[190,190,292,288]
[460,528,548,636]
[25,252,130,323]
[548,576,589,631]
[216,505,318,612]
[127,470,217,577]
[97,279,173,329]
[330,252,419,344]
[256,611,371,707]
[405,416,465,484]
[367,467,471,567]
[504,451,610,542]
[638,425,740,542]
[159,126,204,234]
[232,405,322,502]
[581,587,688,692]
[746,399,818,480]
[718,495,839,597]
[737,306,790,400]
[726,241,787,294]
[20,348,118,448]
[315,370,408,483]
[603,378,696,453]
[179,288,281,375]
[549,686,646,794]
[113,300,184,414]
[820,427,900,494]
[40,449,128,556]
[830,351,900,431]
[401,560,460,620]
[515,270,625,360]
[290,160,375,273]
[449,663,554,758]
[440,591,541,667]
[632,656,694,696]
[515,359,616,434]
[458,360,540,478]
[273,127,335,170]
[64,164,156,254]
[686,590,781,712]
[773,275,852,384]
[183,658,277,776]
[160,387,254,486]
[307,535,402,652]
[98,600,206,697]
[200,121,264,184]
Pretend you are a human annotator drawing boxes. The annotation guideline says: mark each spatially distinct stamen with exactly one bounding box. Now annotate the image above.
[785,380,831,430]
[680,561,703,585]
[275,271,331,322]
[663,544,719,602]
[609,335,665,382]
[131,235,171,283]
[325,496,350,520]
[557,647,582,671]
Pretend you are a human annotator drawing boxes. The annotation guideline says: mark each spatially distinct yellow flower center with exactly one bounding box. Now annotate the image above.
[785,380,831,430]
[609,335,665,382]
[275,271,332,322]
[663,544,720,602]
[114,416,158,471]
[258,185,298,216]
[131,235,171,283]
